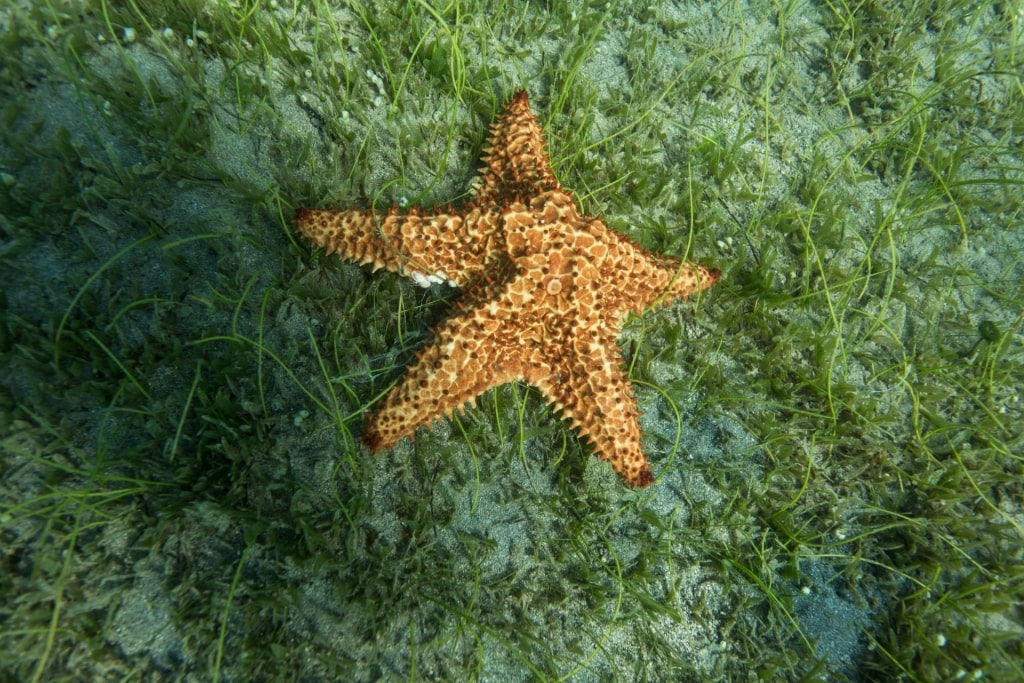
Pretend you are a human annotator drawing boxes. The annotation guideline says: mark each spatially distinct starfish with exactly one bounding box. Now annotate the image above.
[296,91,719,487]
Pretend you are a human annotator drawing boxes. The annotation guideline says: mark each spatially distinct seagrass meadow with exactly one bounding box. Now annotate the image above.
[1,1,1021,681]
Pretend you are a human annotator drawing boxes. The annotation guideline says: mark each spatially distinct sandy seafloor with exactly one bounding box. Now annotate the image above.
[1,1,1022,682]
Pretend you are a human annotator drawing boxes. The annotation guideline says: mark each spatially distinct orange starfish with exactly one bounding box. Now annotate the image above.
[296,91,718,487]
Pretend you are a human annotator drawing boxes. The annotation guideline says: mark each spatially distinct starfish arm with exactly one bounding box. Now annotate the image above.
[526,325,655,488]
[471,91,562,205]
[295,206,503,287]
[579,218,721,320]
[360,301,527,452]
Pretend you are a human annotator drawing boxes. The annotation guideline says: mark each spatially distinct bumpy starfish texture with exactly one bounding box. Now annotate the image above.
[296,91,719,487]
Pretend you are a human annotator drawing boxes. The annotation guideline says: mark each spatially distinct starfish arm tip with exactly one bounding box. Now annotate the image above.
[359,429,383,453]
[634,467,655,488]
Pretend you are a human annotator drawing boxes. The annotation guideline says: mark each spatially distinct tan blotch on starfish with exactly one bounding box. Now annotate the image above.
[296,91,719,487]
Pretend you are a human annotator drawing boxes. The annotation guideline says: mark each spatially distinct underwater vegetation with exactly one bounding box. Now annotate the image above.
[1,1,1021,681]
